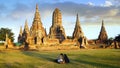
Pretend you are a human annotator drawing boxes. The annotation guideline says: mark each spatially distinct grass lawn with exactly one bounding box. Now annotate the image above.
[0,49,120,68]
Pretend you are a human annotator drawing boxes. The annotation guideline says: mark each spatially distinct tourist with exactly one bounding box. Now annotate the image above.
[56,53,70,64]
[57,53,65,64]
[6,44,8,49]
[63,54,70,63]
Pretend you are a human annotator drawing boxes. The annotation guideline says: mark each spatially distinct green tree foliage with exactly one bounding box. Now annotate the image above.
[114,34,120,42]
[0,28,14,42]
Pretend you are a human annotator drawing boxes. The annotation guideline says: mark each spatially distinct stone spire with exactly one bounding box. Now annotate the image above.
[18,26,23,43]
[22,20,30,41]
[44,28,47,36]
[31,4,43,31]
[30,4,46,44]
[24,20,29,34]
[49,8,66,43]
[32,4,43,30]
[98,20,108,41]
[34,4,41,21]
[18,20,30,44]
[76,14,80,26]
[73,14,84,39]
[19,26,23,37]
[72,14,88,48]
[52,8,62,26]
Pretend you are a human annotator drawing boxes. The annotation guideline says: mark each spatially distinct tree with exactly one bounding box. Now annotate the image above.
[114,34,120,42]
[0,28,14,42]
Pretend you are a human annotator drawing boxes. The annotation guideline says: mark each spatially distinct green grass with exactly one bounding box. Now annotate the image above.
[0,49,120,68]
[0,43,4,46]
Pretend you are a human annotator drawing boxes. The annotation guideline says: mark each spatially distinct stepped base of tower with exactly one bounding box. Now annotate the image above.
[43,38,59,45]
[18,44,79,51]
[1,41,120,51]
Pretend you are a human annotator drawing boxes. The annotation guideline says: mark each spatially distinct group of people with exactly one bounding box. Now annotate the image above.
[56,53,70,64]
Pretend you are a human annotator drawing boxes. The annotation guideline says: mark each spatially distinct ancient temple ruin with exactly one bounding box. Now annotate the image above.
[18,20,31,44]
[18,26,23,43]
[72,14,88,48]
[49,8,66,43]
[4,34,13,48]
[98,20,108,43]
[30,4,46,44]
[18,4,46,45]
[18,5,88,47]
[17,4,110,49]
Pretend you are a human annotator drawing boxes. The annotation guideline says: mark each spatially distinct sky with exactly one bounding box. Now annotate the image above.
[0,0,120,42]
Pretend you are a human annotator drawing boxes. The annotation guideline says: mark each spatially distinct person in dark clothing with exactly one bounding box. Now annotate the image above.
[6,44,8,49]
[64,54,70,63]
[55,53,70,64]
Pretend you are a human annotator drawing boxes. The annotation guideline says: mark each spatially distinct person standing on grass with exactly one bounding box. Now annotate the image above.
[6,44,8,49]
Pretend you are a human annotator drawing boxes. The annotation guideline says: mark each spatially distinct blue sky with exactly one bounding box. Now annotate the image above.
[0,0,120,42]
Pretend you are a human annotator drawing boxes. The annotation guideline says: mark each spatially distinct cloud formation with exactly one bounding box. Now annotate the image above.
[37,2,120,20]
[101,1,113,7]
[87,2,94,6]
[0,0,120,41]
[0,1,120,25]
[7,3,34,20]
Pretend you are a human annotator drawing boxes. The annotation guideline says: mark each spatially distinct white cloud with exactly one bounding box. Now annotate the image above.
[101,1,113,7]
[88,2,94,6]
[109,9,119,16]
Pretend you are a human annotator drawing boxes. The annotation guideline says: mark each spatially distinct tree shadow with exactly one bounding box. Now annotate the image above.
[75,59,119,68]
[0,63,20,68]
[21,51,57,63]
[0,59,4,62]
[0,62,36,68]
[72,54,119,68]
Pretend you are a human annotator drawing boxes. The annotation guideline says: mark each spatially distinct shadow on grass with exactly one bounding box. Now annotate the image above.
[0,59,4,62]
[0,51,57,68]
[21,51,57,63]
[72,54,120,68]
[76,59,119,68]
[0,62,35,68]
[0,63,18,68]
[21,51,120,68]
[113,49,120,52]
